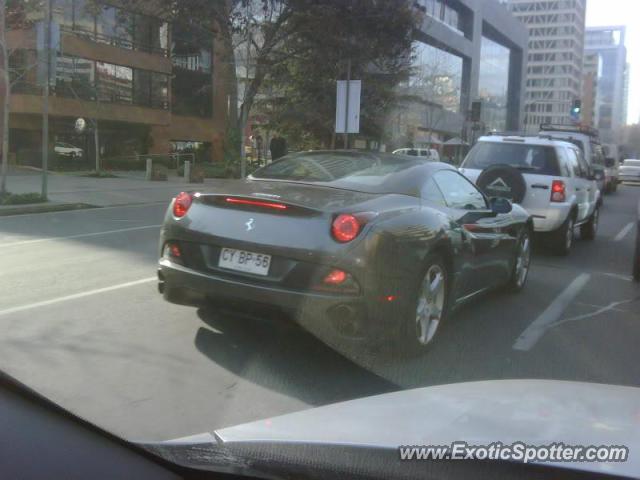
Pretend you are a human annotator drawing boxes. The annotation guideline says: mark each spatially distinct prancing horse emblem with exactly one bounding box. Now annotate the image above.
[245,218,255,231]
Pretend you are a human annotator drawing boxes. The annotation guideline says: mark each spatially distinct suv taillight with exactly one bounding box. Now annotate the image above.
[551,180,566,202]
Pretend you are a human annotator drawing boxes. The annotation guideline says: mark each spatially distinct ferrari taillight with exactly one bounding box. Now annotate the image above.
[173,192,193,218]
[331,214,362,243]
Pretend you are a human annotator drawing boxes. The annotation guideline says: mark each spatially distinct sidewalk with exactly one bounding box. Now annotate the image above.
[5,167,224,208]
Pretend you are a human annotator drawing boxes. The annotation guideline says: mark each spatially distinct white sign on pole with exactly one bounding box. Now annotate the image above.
[335,80,361,134]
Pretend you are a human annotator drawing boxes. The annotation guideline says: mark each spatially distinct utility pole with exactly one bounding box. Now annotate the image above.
[0,0,10,195]
[41,0,51,199]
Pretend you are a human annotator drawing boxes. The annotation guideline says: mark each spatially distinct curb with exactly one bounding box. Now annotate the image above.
[0,203,98,217]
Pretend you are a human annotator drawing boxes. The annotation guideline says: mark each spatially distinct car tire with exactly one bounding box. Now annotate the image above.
[550,214,575,256]
[580,206,599,241]
[397,254,450,356]
[506,228,532,292]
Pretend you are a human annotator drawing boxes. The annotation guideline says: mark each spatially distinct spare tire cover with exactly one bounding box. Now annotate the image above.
[476,164,527,204]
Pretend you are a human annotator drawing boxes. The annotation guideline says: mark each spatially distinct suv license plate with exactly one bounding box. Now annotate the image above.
[218,248,271,276]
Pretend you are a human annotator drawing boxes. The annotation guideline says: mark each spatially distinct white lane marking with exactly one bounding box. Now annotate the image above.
[550,297,639,329]
[600,272,634,282]
[4,224,162,247]
[0,277,156,317]
[512,273,591,351]
[614,222,634,241]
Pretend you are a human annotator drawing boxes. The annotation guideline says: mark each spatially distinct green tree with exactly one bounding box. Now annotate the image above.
[259,0,416,148]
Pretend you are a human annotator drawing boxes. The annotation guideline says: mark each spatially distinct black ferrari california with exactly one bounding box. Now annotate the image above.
[158,151,532,353]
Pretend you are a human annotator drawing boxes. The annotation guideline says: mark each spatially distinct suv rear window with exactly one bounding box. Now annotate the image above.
[462,142,560,176]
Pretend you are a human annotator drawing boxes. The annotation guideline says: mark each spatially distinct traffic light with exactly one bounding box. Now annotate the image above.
[571,99,582,116]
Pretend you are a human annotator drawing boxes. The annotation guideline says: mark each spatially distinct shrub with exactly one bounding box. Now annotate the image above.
[0,192,47,205]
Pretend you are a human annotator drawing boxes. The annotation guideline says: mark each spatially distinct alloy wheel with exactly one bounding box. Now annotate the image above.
[415,265,446,345]
[566,218,574,251]
[515,232,531,288]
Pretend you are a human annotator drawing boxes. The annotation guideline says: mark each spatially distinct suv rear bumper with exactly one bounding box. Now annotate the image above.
[527,203,572,232]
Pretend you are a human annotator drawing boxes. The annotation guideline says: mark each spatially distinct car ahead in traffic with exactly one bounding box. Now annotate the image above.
[158,151,532,354]
[460,134,601,256]
[602,143,621,192]
[392,147,440,161]
[538,124,607,196]
[620,159,640,184]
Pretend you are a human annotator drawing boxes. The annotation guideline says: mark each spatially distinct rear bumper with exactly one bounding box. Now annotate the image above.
[526,203,571,233]
[158,259,397,345]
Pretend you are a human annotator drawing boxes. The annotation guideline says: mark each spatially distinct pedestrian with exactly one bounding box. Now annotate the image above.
[270,134,287,161]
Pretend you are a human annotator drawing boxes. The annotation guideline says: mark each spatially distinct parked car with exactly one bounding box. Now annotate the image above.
[158,151,532,354]
[620,159,640,184]
[392,148,440,161]
[54,142,84,158]
[539,124,607,197]
[460,134,601,256]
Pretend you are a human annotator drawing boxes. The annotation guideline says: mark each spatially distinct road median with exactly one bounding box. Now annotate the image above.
[0,202,98,217]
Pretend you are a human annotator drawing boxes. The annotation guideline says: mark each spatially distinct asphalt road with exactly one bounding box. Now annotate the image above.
[0,186,639,442]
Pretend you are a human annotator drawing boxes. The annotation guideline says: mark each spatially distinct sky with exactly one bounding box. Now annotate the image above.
[585,0,640,124]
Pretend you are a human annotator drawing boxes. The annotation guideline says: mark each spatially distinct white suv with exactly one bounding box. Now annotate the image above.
[460,135,601,255]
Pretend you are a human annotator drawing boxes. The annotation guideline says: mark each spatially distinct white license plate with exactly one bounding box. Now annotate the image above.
[218,248,271,276]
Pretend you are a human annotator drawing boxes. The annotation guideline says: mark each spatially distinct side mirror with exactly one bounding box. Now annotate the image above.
[490,196,513,214]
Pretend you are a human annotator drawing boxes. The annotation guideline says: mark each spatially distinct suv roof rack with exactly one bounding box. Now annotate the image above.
[539,123,599,138]
[484,131,556,141]
[485,131,528,137]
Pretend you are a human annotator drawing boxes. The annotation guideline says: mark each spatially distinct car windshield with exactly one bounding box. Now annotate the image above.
[462,142,560,175]
[3,0,640,478]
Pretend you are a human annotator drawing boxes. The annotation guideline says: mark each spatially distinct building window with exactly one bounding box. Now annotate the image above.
[96,5,133,49]
[55,55,96,100]
[406,41,463,114]
[416,0,465,36]
[171,22,213,117]
[53,0,168,55]
[133,69,151,106]
[150,72,169,110]
[97,62,133,104]
[52,56,168,109]
[479,36,510,131]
